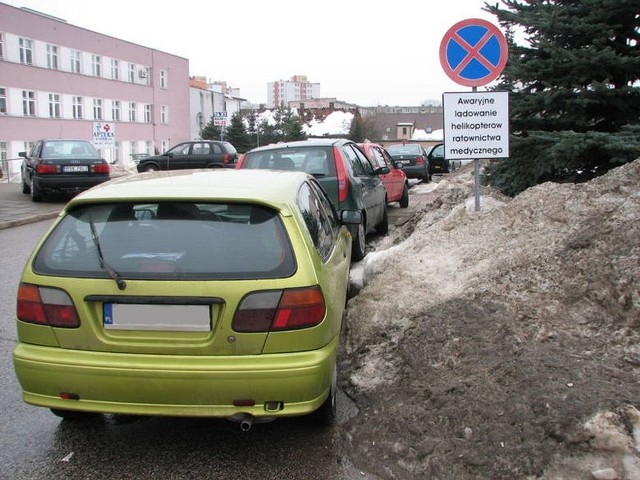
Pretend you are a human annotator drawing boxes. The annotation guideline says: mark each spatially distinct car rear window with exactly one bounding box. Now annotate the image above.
[33,202,296,280]
[222,142,238,155]
[243,147,336,177]
[387,144,422,155]
[41,140,101,159]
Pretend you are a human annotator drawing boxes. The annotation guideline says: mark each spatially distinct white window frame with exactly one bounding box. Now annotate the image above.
[48,93,61,118]
[111,100,120,121]
[111,59,120,80]
[46,44,59,70]
[128,102,136,122]
[92,55,102,77]
[73,96,83,119]
[19,37,33,65]
[71,50,82,74]
[161,105,169,124]
[22,90,35,116]
[128,63,135,83]
[160,70,168,89]
[0,87,6,115]
[144,104,151,123]
[93,98,103,120]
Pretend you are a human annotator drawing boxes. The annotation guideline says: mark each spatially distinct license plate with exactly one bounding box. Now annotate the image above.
[63,165,89,173]
[103,303,211,331]
[401,160,411,165]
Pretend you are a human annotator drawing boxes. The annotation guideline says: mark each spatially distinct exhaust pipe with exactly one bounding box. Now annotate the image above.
[239,414,254,432]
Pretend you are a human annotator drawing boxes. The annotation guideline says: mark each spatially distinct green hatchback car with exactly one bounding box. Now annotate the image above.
[13,169,361,429]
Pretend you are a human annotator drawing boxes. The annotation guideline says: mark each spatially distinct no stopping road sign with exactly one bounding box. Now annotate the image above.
[440,18,508,87]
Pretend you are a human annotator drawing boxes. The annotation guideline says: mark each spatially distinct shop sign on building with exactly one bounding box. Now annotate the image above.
[93,122,116,149]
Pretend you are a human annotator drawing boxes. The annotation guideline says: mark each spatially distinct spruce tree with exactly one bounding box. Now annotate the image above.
[272,106,307,142]
[483,0,640,196]
[224,112,253,153]
[348,113,366,143]
[200,116,222,140]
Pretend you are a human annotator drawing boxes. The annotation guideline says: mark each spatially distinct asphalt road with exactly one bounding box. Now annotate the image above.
[0,176,434,479]
[0,220,373,480]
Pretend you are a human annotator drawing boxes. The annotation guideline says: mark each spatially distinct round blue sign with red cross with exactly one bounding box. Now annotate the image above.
[439,18,508,87]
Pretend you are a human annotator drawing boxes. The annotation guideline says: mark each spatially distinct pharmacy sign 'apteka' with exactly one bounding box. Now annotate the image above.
[93,122,115,149]
[442,91,509,160]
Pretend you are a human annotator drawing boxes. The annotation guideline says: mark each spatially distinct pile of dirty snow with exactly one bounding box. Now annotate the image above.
[339,160,640,480]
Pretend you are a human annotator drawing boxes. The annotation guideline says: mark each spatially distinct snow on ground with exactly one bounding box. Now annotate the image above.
[338,160,640,479]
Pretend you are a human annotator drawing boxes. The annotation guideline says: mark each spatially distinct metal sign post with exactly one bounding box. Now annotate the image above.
[440,18,509,211]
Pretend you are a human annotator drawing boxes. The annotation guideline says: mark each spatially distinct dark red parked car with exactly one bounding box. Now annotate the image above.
[359,142,409,208]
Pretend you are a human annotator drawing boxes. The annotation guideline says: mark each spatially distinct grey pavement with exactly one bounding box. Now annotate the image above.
[0,181,64,230]
[0,174,437,231]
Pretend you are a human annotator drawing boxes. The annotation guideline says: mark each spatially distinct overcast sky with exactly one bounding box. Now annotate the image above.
[5,0,500,106]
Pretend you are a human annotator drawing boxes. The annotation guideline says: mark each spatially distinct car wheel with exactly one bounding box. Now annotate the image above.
[22,175,31,194]
[312,367,337,426]
[30,178,42,202]
[376,204,389,235]
[351,222,366,262]
[399,183,409,208]
[142,164,158,172]
[50,408,99,421]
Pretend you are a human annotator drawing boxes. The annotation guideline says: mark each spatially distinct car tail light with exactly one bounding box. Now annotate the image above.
[91,162,110,174]
[233,286,326,332]
[332,147,349,203]
[235,154,245,168]
[16,283,80,328]
[36,164,59,174]
[415,157,425,165]
[223,153,230,164]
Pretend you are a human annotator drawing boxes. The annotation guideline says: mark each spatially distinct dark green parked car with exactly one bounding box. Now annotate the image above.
[237,139,389,261]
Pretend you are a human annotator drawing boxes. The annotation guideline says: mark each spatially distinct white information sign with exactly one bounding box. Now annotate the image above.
[92,122,116,149]
[442,91,509,160]
[213,111,227,126]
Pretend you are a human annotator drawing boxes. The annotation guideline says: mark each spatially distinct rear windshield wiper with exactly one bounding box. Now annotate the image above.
[88,217,127,290]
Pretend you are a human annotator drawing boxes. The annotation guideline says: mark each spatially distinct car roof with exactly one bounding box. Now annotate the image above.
[41,139,92,143]
[247,138,349,153]
[66,169,312,216]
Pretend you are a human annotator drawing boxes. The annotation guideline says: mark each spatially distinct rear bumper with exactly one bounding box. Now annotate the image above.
[33,175,110,193]
[400,165,427,179]
[13,336,338,418]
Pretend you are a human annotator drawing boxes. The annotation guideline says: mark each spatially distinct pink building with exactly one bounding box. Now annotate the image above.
[0,3,190,177]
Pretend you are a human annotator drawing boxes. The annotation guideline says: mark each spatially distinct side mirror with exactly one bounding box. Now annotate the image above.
[375,166,390,175]
[340,210,362,225]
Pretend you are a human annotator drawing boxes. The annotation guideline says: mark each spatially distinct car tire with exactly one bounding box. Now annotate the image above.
[30,178,42,202]
[312,367,337,426]
[22,176,31,194]
[376,204,389,235]
[399,184,409,208]
[50,408,99,421]
[352,222,366,262]
[142,164,158,172]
